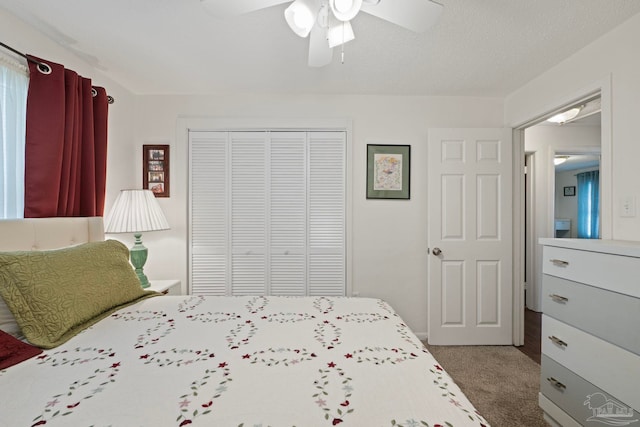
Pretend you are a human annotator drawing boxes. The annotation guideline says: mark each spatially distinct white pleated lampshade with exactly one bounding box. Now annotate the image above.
[104,189,169,233]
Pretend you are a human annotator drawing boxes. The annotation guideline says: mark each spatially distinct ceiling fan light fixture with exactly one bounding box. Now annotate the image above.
[329,0,362,21]
[285,0,320,38]
[327,20,355,48]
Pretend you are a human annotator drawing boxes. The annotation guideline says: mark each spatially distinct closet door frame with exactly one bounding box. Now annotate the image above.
[180,117,353,296]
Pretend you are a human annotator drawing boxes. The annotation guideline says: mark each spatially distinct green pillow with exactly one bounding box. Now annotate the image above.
[0,240,158,348]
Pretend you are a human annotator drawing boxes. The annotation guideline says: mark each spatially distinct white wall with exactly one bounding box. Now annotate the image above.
[524,124,600,310]
[506,12,640,242]
[132,94,504,337]
[1,7,507,338]
[14,5,640,337]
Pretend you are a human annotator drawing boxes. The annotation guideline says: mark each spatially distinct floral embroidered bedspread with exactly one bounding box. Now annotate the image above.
[0,296,489,427]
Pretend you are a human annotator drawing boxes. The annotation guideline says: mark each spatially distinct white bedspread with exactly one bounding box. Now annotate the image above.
[0,296,488,427]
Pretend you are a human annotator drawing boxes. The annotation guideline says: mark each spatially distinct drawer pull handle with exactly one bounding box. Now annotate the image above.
[549,294,569,303]
[549,335,568,347]
[547,377,567,390]
[550,259,569,267]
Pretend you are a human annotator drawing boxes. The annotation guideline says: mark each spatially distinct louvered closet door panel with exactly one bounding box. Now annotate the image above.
[308,132,346,296]
[270,132,307,295]
[231,132,267,295]
[190,132,228,295]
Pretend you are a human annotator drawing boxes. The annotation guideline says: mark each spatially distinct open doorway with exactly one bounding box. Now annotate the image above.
[523,96,601,311]
[518,96,602,361]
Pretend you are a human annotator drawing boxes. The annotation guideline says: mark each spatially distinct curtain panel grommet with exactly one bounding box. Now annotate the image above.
[36,62,51,74]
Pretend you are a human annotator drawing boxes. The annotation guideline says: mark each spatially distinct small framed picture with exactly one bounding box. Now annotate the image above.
[563,186,576,196]
[366,144,411,199]
[143,144,170,197]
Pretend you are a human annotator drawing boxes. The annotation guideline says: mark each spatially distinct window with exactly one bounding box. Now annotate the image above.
[0,60,28,219]
[189,130,346,296]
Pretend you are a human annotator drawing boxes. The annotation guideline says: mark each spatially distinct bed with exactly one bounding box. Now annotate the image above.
[0,217,489,427]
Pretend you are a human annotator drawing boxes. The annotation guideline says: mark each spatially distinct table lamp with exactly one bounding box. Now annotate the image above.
[104,189,170,288]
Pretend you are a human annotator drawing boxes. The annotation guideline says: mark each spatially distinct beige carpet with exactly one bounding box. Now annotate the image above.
[424,344,548,427]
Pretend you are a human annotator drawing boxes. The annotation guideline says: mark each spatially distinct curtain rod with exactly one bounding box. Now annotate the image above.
[0,41,115,105]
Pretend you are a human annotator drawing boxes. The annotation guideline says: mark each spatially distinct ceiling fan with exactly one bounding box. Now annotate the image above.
[201,0,443,67]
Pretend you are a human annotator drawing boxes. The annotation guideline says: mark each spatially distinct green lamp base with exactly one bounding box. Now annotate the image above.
[130,233,150,288]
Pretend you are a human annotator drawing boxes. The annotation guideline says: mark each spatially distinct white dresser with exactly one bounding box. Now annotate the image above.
[538,238,640,427]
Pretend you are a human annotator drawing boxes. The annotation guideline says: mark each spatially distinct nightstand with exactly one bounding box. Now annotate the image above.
[147,279,182,295]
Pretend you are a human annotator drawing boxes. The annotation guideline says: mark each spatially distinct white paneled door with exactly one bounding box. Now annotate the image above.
[427,128,513,345]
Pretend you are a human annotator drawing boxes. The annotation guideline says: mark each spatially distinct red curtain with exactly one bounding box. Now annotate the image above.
[24,56,109,218]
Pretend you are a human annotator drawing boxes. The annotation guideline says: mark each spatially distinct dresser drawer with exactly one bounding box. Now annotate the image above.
[542,315,640,410]
[542,246,640,298]
[542,274,640,356]
[541,355,637,426]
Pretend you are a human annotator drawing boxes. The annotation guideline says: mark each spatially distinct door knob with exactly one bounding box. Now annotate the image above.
[432,247,442,256]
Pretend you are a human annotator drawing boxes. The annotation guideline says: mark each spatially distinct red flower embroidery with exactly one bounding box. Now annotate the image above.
[327,362,336,368]
[332,418,343,425]
[179,420,192,426]
[340,400,350,407]
[218,362,227,368]
[111,362,120,368]
[31,421,46,426]
[344,353,353,358]
[242,354,251,359]
[202,401,213,408]
[66,402,80,409]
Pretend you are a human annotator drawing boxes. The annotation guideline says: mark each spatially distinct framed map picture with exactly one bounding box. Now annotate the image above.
[143,144,170,197]
[366,144,410,199]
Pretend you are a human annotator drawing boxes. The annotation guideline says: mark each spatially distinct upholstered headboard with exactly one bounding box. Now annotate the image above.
[0,217,104,251]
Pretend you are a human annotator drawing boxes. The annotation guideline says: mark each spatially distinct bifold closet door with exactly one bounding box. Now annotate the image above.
[307,132,345,296]
[190,131,228,295]
[189,130,346,296]
[269,132,307,295]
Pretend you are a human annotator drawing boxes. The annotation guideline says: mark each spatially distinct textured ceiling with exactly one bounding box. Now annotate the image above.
[2,0,640,96]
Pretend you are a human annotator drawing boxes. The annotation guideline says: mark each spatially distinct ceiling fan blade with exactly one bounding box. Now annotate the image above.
[200,0,291,17]
[360,0,443,33]
[308,25,333,67]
